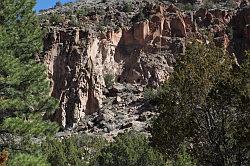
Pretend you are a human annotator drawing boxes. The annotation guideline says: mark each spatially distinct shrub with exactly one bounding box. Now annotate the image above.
[202,0,215,9]
[42,134,107,166]
[97,131,166,166]
[69,16,79,27]
[76,7,90,17]
[144,86,166,105]
[50,13,63,25]
[175,145,196,166]
[178,3,195,11]
[104,73,115,88]
[123,1,133,12]
[226,0,238,8]
[55,1,62,8]
[8,153,49,166]
[144,87,155,101]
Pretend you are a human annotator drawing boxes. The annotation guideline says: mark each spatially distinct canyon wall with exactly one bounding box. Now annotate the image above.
[42,4,250,128]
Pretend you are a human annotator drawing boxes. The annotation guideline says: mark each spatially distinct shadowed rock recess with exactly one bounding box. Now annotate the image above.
[40,0,250,135]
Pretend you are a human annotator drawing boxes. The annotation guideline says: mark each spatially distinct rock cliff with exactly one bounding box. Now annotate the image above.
[40,1,250,129]
[42,10,185,127]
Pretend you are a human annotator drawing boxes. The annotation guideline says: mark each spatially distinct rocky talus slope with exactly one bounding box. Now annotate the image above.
[40,0,250,137]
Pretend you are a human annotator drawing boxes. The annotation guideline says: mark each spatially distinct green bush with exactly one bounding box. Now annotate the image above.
[202,0,215,9]
[226,0,238,8]
[97,131,166,166]
[178,3,195,11]
[8,153,49,166]
[76,7,90,17]
[69,16,79,27]
[50,13,64,25]
[123,1,133,12]
[42,134,107,166]
[144,86,166,105]
[175,145,196,166]
[144,87,156,101]
[104,73,115,88]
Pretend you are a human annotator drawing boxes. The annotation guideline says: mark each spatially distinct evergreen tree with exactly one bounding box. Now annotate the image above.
[0,0,59,164]
[0,53,57,117]
[0,0,43,62]
[151,41,250,165]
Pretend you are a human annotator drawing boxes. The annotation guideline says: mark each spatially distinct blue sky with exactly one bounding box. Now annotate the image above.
[35,0,75,11]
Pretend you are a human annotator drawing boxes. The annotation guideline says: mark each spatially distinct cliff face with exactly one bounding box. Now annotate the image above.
[43,5,185,127]
[43,28,118,127]
[42,3,250,128]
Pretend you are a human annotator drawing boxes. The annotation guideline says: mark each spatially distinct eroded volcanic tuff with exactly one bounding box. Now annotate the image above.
[38,0,250,138]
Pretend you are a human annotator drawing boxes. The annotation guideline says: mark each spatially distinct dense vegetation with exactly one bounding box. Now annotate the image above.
[152,41,250,165]
[0,0,249,165]
[97,131,166,166]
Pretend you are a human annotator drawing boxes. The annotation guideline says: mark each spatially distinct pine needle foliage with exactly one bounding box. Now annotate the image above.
[0,0,42,62]
[0,0,59,165]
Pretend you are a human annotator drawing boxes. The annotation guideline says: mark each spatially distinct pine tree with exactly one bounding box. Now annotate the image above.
[0,0,59,164]
[0,0,43,62]
[0,53,58,116]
